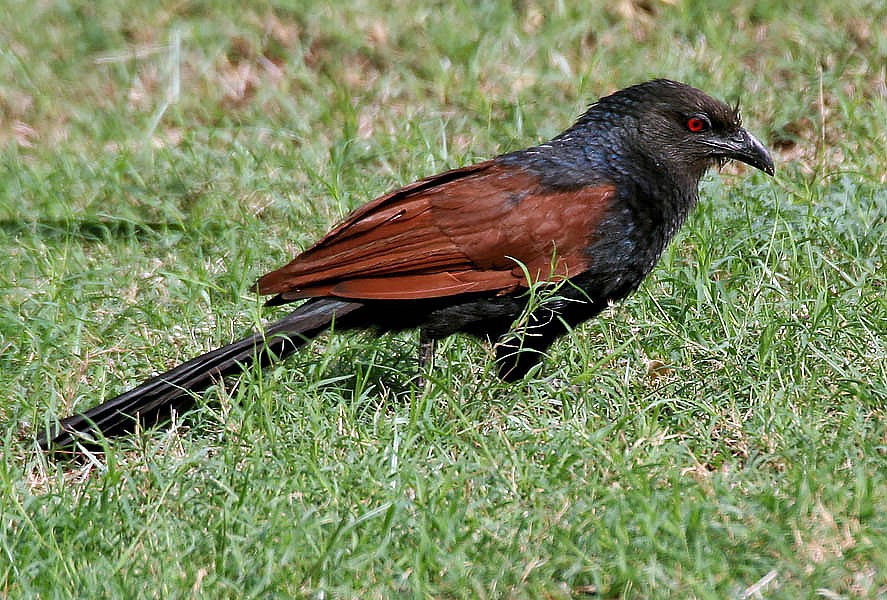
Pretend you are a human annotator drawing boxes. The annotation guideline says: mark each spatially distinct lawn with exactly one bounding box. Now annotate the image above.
[2,1,886,597]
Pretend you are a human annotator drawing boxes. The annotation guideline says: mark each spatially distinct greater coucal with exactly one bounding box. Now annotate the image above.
[38,79,774,450]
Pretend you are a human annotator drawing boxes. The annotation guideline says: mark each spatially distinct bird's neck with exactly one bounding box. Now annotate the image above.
[629,165,698,243]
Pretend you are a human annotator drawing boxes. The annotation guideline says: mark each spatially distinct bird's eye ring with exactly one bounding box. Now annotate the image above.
[686,116,709,133]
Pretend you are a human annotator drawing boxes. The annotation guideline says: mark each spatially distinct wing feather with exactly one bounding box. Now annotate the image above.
[256,160,615,302]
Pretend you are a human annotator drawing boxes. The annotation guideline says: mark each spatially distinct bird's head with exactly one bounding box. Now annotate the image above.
[592,79,774,183]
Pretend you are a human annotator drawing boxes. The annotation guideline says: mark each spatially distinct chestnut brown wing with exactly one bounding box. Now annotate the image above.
[255,160,615,301]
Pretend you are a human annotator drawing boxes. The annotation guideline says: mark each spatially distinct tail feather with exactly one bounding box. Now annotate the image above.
[38,299,363,450]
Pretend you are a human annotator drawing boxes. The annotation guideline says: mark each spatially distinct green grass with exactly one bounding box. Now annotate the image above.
[2,0,887,597]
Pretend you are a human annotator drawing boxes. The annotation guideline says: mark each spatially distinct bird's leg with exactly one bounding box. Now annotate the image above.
[417,328,436,387]
[495,307,565,382]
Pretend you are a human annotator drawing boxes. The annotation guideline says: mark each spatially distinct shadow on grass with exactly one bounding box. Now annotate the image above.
[0,218,231,242]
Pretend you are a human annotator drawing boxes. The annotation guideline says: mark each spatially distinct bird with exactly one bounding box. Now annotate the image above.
[37,79,774,451]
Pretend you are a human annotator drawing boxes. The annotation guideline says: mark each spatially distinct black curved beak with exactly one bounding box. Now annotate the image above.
[716,128,775,176]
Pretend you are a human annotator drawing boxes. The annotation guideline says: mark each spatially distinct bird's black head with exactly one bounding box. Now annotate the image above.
[591,79,774,183]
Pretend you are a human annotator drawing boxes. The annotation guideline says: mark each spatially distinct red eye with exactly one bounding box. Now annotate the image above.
[687,116,708,132]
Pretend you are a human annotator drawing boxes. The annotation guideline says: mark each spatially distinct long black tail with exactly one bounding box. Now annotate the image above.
[38,298,364,451]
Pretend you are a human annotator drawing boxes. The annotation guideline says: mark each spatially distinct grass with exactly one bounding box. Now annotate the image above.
[2,0,886,597]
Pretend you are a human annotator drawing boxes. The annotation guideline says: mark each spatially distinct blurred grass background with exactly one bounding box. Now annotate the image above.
[2,0,886,597]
